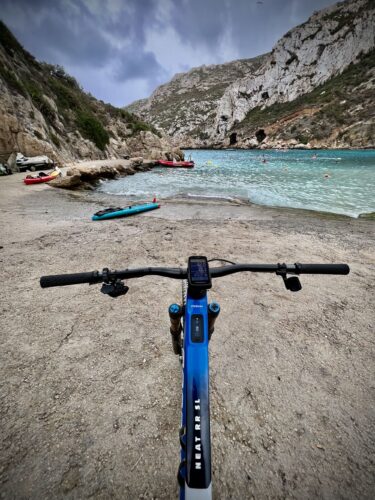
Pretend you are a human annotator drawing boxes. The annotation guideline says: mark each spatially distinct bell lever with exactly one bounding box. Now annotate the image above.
[276,263,302,292]
[100,268,129,298]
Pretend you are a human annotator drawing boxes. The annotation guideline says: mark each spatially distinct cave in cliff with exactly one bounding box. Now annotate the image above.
[256,129,266,143]
[229,132,237,145]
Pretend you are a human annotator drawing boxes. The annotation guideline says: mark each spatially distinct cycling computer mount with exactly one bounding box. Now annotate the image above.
[187,256,211,295]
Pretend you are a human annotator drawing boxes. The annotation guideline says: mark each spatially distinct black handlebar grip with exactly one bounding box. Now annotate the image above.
[40,271,101,288]
[295,263,350,275]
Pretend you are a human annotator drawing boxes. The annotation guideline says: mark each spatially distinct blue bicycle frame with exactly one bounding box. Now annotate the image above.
[180,291,212,499]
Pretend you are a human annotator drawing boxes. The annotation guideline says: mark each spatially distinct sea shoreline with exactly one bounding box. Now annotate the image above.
[181,146,375,151]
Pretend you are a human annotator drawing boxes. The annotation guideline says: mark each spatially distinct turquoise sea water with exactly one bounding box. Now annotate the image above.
[98,149,375,218]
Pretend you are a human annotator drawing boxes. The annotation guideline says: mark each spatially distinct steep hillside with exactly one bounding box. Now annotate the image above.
[127,0,374,149]
[0,21,182,165]
[214,0,375,148]
[231,48,375,149]
[126,56,266,145]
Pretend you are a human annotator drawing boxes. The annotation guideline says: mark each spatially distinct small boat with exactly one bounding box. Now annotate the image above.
[23,170,60,185]
[158,160,194,168]
[92,201,160,221]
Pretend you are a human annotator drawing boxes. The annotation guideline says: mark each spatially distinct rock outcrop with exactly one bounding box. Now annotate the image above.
[49,158,157,190]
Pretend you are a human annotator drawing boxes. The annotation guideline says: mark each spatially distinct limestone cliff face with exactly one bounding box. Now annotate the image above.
[126,56,266,145]
[0,22,183,167]
[127,0,374,149]
[214,0,375,140]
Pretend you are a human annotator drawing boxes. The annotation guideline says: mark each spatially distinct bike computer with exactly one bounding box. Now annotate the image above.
[188,256,211,291]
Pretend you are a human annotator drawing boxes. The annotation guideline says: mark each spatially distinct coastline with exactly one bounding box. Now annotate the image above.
[180,146,375,151]
[1,171,374,498]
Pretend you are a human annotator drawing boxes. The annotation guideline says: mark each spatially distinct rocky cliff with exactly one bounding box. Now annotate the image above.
[126,56,266,146]
[214,0,375,148]
[0,21,183,167]
[127,0,375,149]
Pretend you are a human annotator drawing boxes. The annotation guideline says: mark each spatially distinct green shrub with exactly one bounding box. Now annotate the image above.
[106,105,161,137]
[50,132,61,147]
[76,111,109,150]
[47,64,79,89]
[23,80,55,122]
[129,121,150,134]
[49,78,81,112]
[317,104,347,125]
[295,134,309,145]
[0,65,27,96]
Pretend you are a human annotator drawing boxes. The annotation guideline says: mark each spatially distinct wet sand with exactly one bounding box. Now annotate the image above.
[0,171,374,499]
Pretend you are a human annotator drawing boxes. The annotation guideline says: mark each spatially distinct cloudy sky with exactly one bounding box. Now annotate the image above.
[1,0,336,107]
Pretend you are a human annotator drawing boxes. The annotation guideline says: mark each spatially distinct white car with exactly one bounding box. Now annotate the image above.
[16,153,54,171]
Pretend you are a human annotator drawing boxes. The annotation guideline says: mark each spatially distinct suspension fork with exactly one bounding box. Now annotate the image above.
[169,303,183,355]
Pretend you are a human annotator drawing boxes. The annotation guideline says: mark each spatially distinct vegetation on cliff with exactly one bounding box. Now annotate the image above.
[234,49,375,147]
[0,21,162,159]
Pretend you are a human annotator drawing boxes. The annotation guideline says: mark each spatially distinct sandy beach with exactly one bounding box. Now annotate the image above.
[0,169,374,499]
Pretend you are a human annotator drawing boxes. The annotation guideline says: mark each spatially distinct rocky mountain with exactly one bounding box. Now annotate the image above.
[0,21,183,167]
[127,0,375,149]
[126,56,266,146]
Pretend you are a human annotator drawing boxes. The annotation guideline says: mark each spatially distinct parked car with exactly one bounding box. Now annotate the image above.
[16,153,54,172]
[0,163,12,176]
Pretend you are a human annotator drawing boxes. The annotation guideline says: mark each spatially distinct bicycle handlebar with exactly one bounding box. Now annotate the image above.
[40,263,349,288]
[40,271,102,288]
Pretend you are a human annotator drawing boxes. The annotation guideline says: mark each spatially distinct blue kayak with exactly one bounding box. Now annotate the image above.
[92,202,160,221]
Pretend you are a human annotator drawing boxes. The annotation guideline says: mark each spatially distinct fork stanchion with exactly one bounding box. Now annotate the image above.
[169,303,183,355]
[208,302,220,340]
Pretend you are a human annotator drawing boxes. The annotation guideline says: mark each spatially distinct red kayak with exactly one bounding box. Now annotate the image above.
[158,160,194,168]
[24,174,57,185]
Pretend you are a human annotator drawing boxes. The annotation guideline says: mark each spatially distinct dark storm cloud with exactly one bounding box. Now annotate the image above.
[167,0,338,59]
[115,50,168,82]
[0,0,338,106]
[0,0,112,66]
[0,0,163,67]
[100,0,163,46]
[226,0,342,59]
[169,0,229,51]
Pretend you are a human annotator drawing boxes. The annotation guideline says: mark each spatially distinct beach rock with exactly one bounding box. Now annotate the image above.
[99,165,118,178]
[130,157,143,167]
[50,159,158,190]
[66,167,80,177]
[49,174,82,189]
[114,164,128,174]
[246,138,259,149]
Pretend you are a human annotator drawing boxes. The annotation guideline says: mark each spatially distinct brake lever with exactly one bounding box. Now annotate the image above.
[276,263,302,292]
